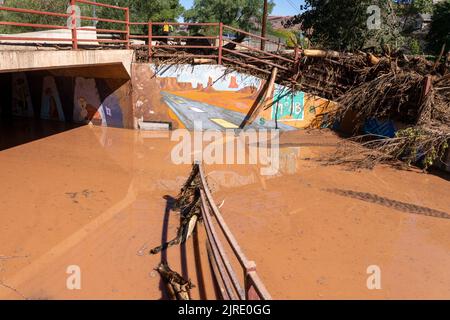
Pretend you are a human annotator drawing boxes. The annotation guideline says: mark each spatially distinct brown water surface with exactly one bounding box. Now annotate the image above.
[0,120,449,299]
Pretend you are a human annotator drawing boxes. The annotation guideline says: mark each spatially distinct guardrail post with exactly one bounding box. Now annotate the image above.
[125,8,130,49]
[71,0,78,50]
[148,22,153,63]
[244,261,258,300]
[218,22,223,65]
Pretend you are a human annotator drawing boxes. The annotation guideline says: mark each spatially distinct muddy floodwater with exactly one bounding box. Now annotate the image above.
[0,119,449,299]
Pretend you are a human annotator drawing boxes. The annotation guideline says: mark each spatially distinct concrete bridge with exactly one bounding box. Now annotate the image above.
[0,49,134,79]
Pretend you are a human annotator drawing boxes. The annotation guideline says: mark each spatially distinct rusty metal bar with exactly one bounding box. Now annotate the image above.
[222,57,271,75]
[222,47,290,71]
[0,6,69,18]
[125,8,130,49]
[129,35,149,39]
[225,40,294,63]
[200,190,245,300]
[0,23,123,35]
[197,163,272,300]
[223,24,287,48]
[246,271,271,300]
[206,241,230,300]
[154,45,218,49]
[80,27,127,34]
[70,0,78,50]
[198,165,250,270]
[150,22,220,26]
[0,36,77,42]
[200,203,239,300]
[76,0,127,10]
[218,22,223,65]
[148,22,153,62]
[78,15,127,24]
[0,21,66,30]
[151,35,218,40]
[153,54,218,59]
[129,22,148,26]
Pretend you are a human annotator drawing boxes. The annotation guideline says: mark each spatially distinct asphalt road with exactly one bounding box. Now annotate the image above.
[161,91,295,131]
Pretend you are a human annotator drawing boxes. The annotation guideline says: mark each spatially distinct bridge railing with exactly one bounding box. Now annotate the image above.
[0,0,129,49]
[129,21,221,62]
[196,163,272,300]
[0,0,297,75]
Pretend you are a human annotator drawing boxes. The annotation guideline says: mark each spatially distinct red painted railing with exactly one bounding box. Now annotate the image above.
[197,163,272,300]
[0,0,295,73]
[0,0,129,49]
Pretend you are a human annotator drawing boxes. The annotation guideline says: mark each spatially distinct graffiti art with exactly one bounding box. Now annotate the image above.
[41,76,65,121]
[11,73,33,118]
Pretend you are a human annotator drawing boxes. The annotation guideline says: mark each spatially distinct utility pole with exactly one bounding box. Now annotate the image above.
[260,0,268,50]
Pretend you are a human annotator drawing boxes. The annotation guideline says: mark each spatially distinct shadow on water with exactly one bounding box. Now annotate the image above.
[157,195,177,300]
[0,117,84,151]
[156,194,209,300]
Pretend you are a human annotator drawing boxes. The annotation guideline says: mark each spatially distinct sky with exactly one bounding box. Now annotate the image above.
[179,0,305,16]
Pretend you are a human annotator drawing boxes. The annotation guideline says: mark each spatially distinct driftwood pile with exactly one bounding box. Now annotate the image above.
[318,53,450,170]
[156,262,195,300]
[150,165,202,255]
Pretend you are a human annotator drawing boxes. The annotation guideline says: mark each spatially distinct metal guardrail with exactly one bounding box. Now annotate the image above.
[196,163,272,300]
[0,0,130,48]
[0,0,297,74]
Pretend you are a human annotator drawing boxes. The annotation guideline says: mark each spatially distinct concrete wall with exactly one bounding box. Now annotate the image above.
[131,63,334,130]
[0,50,134,79]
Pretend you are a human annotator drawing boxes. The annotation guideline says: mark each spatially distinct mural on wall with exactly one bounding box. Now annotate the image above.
[146,64,313,131]
[100,94,124,128]
[271,88,304,122]
[41,76,65,121]
[73,77,105,126]
[11,72,34,118]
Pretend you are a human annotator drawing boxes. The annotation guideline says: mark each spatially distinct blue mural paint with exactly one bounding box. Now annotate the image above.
[101,94,124,128]
[272,90,304,121]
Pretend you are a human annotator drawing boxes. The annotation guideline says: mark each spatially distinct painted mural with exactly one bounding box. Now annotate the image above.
[141,64,327,131]
[6,72,130,128]
[272,88,305,122]
[41,76,65,121]
[11,72,33,118]
[73,77,106,126]
[100,94,124,128]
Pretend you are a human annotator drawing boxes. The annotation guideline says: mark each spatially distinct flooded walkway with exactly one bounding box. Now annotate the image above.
[0,120,449,299]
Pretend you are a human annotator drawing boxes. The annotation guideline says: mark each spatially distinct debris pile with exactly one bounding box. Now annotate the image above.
[156,262,195,300]
[149,165,202,255]
[319,54,450,170]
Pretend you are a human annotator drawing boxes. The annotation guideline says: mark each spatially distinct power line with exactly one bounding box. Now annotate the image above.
[286,0,302,14]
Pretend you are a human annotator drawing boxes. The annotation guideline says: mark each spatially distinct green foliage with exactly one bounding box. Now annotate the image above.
[427,0,450,54]
[93,0,184,34]
[409,38,422,55]
[411,0,434,14]
[183,0,274,32]
[395,127,449,169]
[0,0,78,33]
[289,0,404,52]
[271,28,310,49]
[0,0,184,34]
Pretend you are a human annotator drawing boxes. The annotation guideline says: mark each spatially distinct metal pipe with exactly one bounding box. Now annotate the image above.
[218,22,223,65]
[71,0,78,50]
